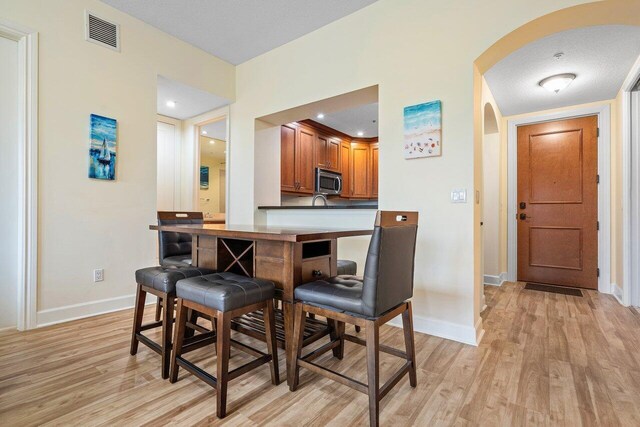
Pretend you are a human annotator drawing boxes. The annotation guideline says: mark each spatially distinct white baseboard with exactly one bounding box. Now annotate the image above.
[0,325,17,332]
[611,283,624,305]
[389,313,483,346]
[484,272,507,286]
[36,293,157,328]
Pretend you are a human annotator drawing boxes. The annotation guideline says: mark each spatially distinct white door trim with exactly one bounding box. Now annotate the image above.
[0,20,38,330]
[507,104,611,294]
[621,56,640,307]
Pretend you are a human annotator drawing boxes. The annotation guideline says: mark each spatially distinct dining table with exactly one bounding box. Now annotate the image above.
[149,222,373,384]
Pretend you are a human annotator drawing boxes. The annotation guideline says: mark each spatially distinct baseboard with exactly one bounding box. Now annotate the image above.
[389,313,483,346]
[0,325,17,332]
[36,293,158,328]
[611,283,624,305]
[484,272,507,286]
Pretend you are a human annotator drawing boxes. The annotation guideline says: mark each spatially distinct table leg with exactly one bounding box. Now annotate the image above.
[282,301,295,387]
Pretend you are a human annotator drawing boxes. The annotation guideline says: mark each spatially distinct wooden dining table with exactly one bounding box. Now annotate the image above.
[149,222,373,384]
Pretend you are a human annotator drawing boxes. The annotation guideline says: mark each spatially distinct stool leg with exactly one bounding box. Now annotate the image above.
[154,297,162,322]
[328,319,345,359]
[184,308,198,338]
[161,293,174,379]
[130,283,146,355]
[402,302,417,387]
[289,303,306,391]
[263,300,280,385]
[216,312,231,418]
[366,320,380,427]
[169,299,187,383]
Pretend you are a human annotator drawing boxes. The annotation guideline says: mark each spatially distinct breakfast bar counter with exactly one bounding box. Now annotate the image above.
[149,222,373,384]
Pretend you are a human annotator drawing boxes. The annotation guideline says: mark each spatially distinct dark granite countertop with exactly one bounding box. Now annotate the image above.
[258,205,378,210]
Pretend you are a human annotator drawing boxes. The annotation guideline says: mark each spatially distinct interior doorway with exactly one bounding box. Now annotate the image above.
[196,117,227,223]
[516,116,598,289]
[0,34,19,330]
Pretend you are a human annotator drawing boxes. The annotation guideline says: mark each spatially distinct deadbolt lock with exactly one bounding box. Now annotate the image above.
[519,202,526,209]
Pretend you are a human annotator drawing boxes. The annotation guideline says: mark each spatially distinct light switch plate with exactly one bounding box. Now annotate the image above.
[451,189,467,203]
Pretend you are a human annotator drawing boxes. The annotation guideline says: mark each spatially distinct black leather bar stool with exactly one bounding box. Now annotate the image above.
[337,259,357,275]
[154,211,204,321]
[170,272,280,419]
[130,266,215,379]
[290,211,418,427]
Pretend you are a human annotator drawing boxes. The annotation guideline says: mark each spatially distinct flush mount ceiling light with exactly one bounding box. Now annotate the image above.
[316,113,325,119]
[538,73,576,93]
[201,130,208,135]
[166,100,176,108]
[357,131,364,137]
[209,140,215,144]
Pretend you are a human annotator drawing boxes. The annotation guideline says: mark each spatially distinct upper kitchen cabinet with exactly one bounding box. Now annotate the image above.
[370,142,379,198]
[339,141,350,198]
[280,123,315,194]
[349,141,374,199]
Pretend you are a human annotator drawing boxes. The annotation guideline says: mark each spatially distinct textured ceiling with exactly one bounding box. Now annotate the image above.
[101,0,379,64]
[485,25,640,116]
[316,103,378,138]
[157,75,229,120]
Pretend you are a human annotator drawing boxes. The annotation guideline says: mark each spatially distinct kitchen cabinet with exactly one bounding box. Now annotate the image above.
[280,123,315,194]
[315,133,341,172]
[339,141,350,198]
[370,142,379,198]
[350,142,370,198]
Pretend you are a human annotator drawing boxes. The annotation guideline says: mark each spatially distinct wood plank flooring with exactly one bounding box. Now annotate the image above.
[1,282,639,426]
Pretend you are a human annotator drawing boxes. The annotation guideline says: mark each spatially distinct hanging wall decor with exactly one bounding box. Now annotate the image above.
[88,114,117,180]
[403,100,441,159]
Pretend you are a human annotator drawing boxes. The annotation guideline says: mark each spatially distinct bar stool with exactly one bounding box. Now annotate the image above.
[290,211,418,427]
[337,259,357,275]
[130,266,215,379]
[170,272,280,419]
[155,211,205,321]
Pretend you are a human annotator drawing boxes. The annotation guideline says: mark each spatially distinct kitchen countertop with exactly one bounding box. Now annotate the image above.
[258,205,378,210]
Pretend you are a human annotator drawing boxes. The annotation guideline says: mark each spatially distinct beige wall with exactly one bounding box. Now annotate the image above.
[232,0,590,343]
[1,0,234,323]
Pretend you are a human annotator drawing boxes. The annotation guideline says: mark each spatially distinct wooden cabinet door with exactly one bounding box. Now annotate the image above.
[369,142,379,198]
[340,141,350,198]
[280,125,297,192]
[315,133,330,170]
[350,142,370,198]
[297,126,316,194]
[327,138,341,172]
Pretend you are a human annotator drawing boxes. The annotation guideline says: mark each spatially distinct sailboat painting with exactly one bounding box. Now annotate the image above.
[89,114,117,180]
[403,100,441,159]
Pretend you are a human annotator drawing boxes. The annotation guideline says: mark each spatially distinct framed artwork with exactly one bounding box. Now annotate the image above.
[200,166,209,189]
[403,100,441,159]
[88,114,117,180]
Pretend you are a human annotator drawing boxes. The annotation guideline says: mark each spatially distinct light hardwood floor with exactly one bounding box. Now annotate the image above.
[1,283,639,426]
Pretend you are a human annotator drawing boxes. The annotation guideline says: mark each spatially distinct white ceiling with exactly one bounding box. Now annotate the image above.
[485,25,640,116]
[101,0,379,65]
[200,119,227,141]
[315,102,378,137]
[157,75,230,120]
[200,136,226,161]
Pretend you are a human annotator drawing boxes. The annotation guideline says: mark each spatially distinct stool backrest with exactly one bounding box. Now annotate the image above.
[361,211,418,317]
[157,211,204,262]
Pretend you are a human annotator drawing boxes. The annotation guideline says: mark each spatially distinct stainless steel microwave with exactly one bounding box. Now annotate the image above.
[315,168,342,195]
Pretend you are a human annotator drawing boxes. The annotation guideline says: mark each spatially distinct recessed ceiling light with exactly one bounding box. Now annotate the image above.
[357,131,364,137]
[316,113,325,119]
[539,73,576,93]
[201,130,208,135]
[166,100,176,108]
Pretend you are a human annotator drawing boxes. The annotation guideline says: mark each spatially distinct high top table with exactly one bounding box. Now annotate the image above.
[150,223,373,385]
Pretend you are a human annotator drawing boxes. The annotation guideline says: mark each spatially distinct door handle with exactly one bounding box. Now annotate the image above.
[519,202,526,209]
[519,213,527,220]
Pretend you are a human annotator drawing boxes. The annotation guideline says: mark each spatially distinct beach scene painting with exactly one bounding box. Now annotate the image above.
[89,114,117,180]
[403,100,441,159]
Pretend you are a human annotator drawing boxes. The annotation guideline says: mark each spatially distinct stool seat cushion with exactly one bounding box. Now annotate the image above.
[161,255,193,268]
[337,259,357,276]
[177,272,275,312]
[295,276,365,316]
[136,266,215,294]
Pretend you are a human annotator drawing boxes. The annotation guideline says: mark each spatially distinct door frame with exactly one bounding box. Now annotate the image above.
[507,104,611,293]
[0,20,38,330]
[621,56,640,307]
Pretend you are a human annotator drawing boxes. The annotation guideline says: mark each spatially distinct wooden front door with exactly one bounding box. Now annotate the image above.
[517,115,598,289]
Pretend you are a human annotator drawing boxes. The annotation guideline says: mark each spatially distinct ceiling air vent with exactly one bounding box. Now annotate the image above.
[85,11,120,51]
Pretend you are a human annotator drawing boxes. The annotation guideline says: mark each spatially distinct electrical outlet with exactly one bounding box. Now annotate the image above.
[451,189,467,203]
[94,269,104,282]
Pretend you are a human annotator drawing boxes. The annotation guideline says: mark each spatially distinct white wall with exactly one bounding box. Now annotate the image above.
[1,0,235,326]
[482,132,501,278]
[0,35,19,329]
[231,0,586,345]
